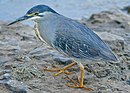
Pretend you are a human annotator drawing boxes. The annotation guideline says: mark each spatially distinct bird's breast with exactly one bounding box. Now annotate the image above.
[36,18,57,47]
[34,21,45,42]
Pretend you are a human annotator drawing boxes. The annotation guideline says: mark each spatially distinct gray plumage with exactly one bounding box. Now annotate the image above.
[8,5,118,89]
[37,13,117,62]
[8,5,118,63]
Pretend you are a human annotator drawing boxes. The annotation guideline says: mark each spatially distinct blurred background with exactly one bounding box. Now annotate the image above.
[0,0,130,26]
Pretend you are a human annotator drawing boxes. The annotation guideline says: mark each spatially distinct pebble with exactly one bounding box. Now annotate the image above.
[2,73,12,80]
[5,80,28,93]
[53,56,72,65]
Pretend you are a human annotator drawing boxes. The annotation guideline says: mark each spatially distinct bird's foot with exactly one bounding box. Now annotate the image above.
[44,65,73,76]
[65,76,93,91]
[66,84,93,91]
[44,62,76,76]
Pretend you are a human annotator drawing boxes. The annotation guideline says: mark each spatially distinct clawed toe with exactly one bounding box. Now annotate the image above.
[44,62,76,76]
[66,83,93,91]
[43,62,93,91]
[43,65,73,76]
[65,76,93,91]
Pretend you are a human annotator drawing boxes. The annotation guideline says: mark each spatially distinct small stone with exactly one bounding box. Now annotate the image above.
[126,80,130,85]
[0,58,8,67]
[0,69,12,75]
[5,80,28,93]
[95,69,110,78]
[95,32,124,41]
[96,32,124,53]
[53,56,72,65]
[3,73,12,80]
[29,48,45,55]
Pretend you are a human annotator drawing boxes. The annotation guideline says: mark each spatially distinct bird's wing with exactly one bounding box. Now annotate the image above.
[53,17,117,61]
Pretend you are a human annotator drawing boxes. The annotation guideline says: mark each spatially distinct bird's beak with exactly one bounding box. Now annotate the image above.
[7,15,33,26]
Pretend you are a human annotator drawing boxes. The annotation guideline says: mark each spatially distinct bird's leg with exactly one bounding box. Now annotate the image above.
[52,65,73,75]
[44,65,73,75]
[79,63,84,87]
[53,62,76,76]
[66,63,93,91]
[44,62,77,76]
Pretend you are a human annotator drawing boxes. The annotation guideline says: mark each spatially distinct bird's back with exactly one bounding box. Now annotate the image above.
[37,13,118,62]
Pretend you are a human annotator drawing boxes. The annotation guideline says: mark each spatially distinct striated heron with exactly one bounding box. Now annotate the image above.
[8,5,118,90]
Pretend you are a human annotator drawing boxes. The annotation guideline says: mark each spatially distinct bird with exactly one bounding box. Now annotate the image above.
[8,5,118,90]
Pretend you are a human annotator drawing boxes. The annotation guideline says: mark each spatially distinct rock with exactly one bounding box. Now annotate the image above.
[125,33,130,51]
[2,73,12,80]
[0,69,12,75]
[5,80,28,93]
[0,10,130,93]
[0,85,12,93]
[53,56,72,65]
[88,11,113,24]
[0,57,8,66]
[29,48,45,55]
[81,11,130,34]
[14,54,32,62]
[95,32,125,53]
[85,61,128,81]
[94,69,110,78]
[31,53,54,60]
[126,80,130,85]
[121,5,130,14]
[96,32,124,41]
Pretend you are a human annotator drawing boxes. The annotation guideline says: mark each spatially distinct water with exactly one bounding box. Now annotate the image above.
[0,0,130,26]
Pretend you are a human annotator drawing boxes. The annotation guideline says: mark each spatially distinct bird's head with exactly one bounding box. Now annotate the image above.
[8,5,57,25]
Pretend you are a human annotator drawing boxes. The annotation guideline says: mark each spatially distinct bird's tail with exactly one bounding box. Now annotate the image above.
[100,49,118,62]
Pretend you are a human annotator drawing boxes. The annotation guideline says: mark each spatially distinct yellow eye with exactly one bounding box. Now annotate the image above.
[27,12,39,16]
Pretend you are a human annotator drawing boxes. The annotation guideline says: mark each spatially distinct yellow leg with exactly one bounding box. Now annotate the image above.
[79,63,84,87]
[44,62,93,91]
[66,63,93,91]
[53,65,74,75]
[44,62,77,76]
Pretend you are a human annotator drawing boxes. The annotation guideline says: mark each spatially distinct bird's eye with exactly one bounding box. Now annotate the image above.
[34,12,39,15]
[27,12,39,16]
